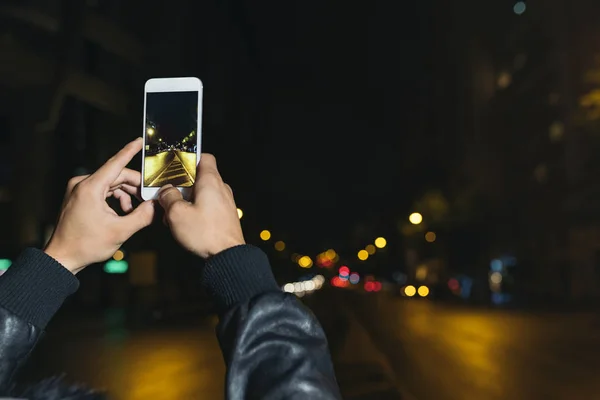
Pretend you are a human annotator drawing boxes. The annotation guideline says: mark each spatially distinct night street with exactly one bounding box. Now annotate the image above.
[347,292,600,400]
[18,291,600,400]
[17,297,403,400]
[144,151,196,187]
[19,311,226,400]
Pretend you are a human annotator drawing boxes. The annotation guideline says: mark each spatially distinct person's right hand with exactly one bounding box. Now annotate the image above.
[158,154,245,259]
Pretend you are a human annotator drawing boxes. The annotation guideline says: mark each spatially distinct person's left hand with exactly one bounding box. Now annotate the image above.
[44,138,155,274]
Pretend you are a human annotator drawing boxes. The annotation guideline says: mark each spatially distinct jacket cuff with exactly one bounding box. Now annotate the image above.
[0,248,79,329]
[202,245,280,314]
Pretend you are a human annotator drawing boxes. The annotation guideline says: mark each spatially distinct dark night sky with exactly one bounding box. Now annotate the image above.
[146,91,197,144]
[139,0,438,254]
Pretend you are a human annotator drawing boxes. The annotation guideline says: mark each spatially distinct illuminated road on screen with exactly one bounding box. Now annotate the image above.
[144,151,196,187]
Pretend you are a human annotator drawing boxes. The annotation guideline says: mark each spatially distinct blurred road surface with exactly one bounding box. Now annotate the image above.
[20,310,226,400]
[18,297,403,400]
[347,291,600,400]
[144,151,196,187]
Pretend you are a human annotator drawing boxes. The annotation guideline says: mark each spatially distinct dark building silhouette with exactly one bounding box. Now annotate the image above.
[435,0,600,300]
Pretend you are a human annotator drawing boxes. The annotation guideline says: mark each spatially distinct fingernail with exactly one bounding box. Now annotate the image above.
[159,184,173,196]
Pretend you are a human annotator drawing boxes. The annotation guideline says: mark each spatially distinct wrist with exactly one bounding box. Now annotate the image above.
[206,238,246,259]
[44,243,82,274]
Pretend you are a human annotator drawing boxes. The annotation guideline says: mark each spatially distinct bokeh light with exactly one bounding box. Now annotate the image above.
[260,230,271,241]
[374,237,387,248]
[409,212,423,225]
[513,1,526,15]
[490,271,503,284]
[274,241,286,251]
[298,256,313,268]
[404,285,416,297]
[425,231,436,243]
[357,249,369,261]
[237,208,243,219]
[113,249,124,261]
[365,244,376,255]
[283,283,294,293]
[418,286,429,297]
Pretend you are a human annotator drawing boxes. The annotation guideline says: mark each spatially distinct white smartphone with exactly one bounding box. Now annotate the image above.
[141,77,203,201]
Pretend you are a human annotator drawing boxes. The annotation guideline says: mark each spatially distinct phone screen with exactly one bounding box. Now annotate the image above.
[144,91,198,188]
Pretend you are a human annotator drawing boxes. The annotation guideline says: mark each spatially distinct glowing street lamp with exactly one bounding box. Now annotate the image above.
[298,256,313,268]
[260,230,271,241]
[358,250,369,261]
[147,127,155,136]
[409,212,423,225]
[374,237,387,248]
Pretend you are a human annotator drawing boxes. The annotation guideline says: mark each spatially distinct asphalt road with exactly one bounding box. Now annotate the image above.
[19,310,226,400]
[347,291,600,400]
[17,296,402,400]
[144,150,196,187]
[19,291,595,400]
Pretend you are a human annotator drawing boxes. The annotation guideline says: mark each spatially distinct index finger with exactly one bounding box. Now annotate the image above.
[90,138,143,186]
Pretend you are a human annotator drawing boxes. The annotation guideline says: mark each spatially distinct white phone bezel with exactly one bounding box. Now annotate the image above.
[141,77,203,201]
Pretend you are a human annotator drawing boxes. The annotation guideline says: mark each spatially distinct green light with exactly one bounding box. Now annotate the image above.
[0,259,11,270]
[103,260,128,274]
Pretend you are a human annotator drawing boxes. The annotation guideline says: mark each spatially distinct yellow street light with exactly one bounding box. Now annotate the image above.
[298,256,313,268]
[374,237,387,248]
[418,286,429,297]
[237,208,243,219]
[425,231,436,243]
[113,249,125,261]
[404,285,416,297]
[409,212,423,225]
[260,230,271,241]
[147,127,155,136]
[365,244,376,255]
[275,241,286,251]
[358,249,369,261]
[325,249,337,260]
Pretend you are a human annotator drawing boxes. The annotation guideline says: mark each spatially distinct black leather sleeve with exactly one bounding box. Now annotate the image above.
[202,245,341,399]
[0,306,43,395]
[0,248,79,395]
[217,292,342,400]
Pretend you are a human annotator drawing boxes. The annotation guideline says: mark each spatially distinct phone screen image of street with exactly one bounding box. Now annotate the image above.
[144,91,198,187]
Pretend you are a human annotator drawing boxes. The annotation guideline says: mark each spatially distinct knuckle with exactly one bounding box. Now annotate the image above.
[67,177,80,190]
[203,171,222,186]
[202,153,216,163]
[67,176,88,194]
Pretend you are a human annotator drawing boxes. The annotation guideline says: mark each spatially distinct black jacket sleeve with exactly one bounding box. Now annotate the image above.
[202,245,342,400]
[0,248,79,394]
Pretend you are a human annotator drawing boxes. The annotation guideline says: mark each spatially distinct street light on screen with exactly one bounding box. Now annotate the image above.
[147,127,155,136]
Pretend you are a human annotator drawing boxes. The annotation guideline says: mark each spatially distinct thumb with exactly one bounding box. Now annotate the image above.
[158,185,185,212]
[120,200,155,237]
